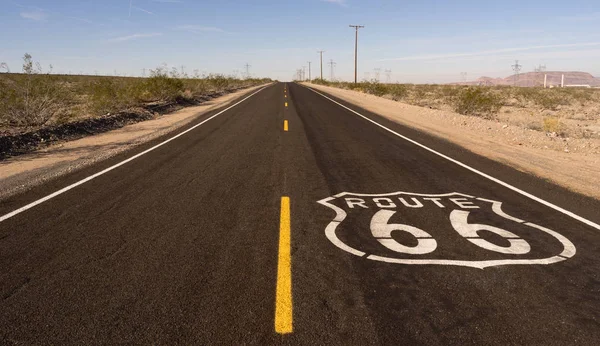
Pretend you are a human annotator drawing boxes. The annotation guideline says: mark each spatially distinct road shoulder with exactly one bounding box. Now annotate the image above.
[0,84,269,200]
[301,82,600,200]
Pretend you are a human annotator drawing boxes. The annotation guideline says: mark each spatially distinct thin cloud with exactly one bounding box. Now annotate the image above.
[175,25,226,34]
[12,1,94,25]
[108,33,163,42]
[376,42,600,62]
[20,10,47,21]
[132,6,154,15]
[559,12,600,21]
[321,0,347,6]
[66,16,93,24]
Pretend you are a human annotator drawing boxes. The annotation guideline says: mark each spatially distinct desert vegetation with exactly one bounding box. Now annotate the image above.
[0,54,271,132]
[311,79,600,139]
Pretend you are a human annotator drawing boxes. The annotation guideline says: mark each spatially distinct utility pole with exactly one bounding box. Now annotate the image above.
[328,59,336,81]
[142,68,146,77]
[349,24,365,83]
[317,50,325,80]
[307,61,311,81]
[460,72,467,83]
[511,60,522,86]
[302,66,306,81]
[244,63,251,78]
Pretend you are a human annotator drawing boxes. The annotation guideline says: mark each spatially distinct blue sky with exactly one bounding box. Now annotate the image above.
[1,0,600,82]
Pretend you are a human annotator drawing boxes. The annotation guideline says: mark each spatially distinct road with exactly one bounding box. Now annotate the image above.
[1,82,599,345]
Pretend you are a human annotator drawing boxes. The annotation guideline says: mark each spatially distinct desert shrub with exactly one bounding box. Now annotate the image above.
[312,78,331,86]
[363,82,388,96]
[389,84,408,100]
[138,75,184,102]
[89,78,138,114]
[513,88,568,110]
[0,54,66,127]
[439,85,461,98]
[454,87,503,118]
[542,117,566,136]
[556,88,595,104]
[413,86,428,101]
[536,93,562,110]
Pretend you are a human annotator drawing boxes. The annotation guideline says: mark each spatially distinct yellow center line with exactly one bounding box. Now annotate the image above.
[275,196,293,334]
[284,120,289,132]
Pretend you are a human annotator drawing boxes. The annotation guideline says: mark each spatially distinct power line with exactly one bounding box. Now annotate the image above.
[349,24,365,83]
[317,50,325,80]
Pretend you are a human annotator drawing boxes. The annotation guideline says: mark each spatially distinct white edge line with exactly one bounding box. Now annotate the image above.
[0,85,271,223]
[303,84,600,232]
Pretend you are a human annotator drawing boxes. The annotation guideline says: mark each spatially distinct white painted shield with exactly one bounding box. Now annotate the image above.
[317,192,576,269]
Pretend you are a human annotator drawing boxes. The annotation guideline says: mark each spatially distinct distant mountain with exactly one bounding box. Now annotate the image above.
[455,72,600,87]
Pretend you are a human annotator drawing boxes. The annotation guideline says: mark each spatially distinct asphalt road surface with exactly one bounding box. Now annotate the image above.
[1,83,599,345]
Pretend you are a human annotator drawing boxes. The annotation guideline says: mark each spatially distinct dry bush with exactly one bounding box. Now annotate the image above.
[388,84,408,100]
[0,54,67,127]
[454,87,503,118]
[1,56,272,129]
[542,117,564,134]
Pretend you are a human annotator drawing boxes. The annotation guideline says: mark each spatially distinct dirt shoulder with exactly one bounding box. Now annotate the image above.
[0,84,268,200]
[302,83,600,200]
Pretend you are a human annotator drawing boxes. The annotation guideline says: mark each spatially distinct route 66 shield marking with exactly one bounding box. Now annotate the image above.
[317,192,576,269]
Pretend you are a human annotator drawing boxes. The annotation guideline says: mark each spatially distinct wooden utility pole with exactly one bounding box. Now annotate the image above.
[317,51,325,80]
[349,25,365,83]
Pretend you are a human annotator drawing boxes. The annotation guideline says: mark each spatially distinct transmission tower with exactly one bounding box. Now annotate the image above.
[384,69,392,84]
[244,63,251,78]
[534,64,546,87]
[328,59,336,81]
[511,60,522,86]
[0,63,9,73]
[460,72,467,83]
[373,68,381,82]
